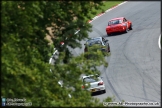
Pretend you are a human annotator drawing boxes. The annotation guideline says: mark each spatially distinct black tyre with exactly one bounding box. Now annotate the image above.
[107,33,111,36]
[108,44,110,52]
[102,89,106,93]
[125,28,128,33]
[129,24,133,30]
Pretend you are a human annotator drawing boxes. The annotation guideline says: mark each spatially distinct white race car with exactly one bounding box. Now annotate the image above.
[82,75,106,93]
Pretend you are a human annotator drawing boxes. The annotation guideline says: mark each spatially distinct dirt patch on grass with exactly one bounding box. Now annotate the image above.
[45,27,54,45]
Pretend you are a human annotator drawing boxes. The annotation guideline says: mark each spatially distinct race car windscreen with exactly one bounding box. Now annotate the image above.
[108,19,122,26]
[87,39,102,46]
[83,76,99,83]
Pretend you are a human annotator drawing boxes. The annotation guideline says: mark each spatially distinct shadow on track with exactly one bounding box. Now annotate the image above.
[91,91,106,96]
[103,32,127,38]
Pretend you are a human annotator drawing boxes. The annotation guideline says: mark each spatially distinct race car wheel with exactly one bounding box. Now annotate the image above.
[125,28,128,33]
[102,89,106,93]
[108,49,110,53]
[107,33,111,36]
[108,45,110,52]
[129,24,132,30]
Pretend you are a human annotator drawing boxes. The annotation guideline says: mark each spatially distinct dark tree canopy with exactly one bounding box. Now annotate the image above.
[1,1,115,107]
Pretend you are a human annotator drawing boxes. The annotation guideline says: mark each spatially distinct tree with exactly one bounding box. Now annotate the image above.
[1,1,116,107]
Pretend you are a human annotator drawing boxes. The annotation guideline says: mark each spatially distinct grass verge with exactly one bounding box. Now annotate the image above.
[88,1,124,21]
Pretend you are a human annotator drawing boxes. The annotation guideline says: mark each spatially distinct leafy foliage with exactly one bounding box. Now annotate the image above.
[1,1,116,107]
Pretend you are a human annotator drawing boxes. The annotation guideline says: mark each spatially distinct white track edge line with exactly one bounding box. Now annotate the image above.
[71,2,128,34]
[158,34,161,49]
[89,1,128,23]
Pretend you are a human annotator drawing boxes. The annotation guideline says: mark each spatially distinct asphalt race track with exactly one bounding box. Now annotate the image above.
[70,1,161,104]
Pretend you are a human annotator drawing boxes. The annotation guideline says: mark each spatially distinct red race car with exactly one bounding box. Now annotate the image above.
[106,17,132,36]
